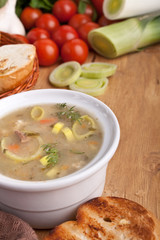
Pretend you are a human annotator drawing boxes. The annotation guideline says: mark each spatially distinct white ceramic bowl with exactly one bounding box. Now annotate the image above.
[0,89,120,229]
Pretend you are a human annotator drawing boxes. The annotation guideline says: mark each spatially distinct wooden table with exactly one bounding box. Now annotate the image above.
[34,44,160,239]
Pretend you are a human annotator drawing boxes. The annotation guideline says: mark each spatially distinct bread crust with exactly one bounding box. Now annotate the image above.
[0,44,36,93]
[45,196,160,240]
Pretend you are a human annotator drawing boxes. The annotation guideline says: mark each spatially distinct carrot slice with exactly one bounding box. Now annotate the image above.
[88,141,98,145]
[7,144,20,152]
[39,117,58,124]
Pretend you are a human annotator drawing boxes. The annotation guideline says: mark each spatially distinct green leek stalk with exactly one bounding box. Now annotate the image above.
[103,0,160,20]
[88,15,160,59]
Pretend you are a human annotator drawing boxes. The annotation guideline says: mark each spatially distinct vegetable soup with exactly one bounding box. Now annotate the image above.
[0,103,102,181]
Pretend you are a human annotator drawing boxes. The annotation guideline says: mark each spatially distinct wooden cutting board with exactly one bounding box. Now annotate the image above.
[32,44,160,239]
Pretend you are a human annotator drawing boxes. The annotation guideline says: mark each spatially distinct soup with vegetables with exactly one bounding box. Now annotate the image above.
[0,103,102,181]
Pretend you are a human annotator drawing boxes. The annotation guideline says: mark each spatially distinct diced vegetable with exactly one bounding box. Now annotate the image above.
[61,127,75,141]
[46,166,60,178]
[88,140,98,145]
[88,15,160,58]
[72,115,96,140]
[31,106,44,120]
[81,62,117,78]
[69,77,109,96]
[103,0,160,20]
[1,136,43,163]
[40,155,48,166]
[39,118,58,124]
[49,61,81,87]
[52,122,64,134]
[7,144,20,152]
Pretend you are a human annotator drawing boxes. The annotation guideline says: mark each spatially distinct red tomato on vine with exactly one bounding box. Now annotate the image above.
[52,0,77,23]
[52,25,79,48]
[61,38,88,64]
[68,14,91,30]
[27,28,50,44]
[35,13,60,34]
[34,39,59,66]
[20,7,43,30]
[77,22,100,47]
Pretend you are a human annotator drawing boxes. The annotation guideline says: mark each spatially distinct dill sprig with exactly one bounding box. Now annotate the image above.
[56,103,81,122]
[42,143,59,167]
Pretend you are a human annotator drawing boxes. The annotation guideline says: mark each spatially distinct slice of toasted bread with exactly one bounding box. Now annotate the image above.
[45,196,160,240]
[0,44,36,93]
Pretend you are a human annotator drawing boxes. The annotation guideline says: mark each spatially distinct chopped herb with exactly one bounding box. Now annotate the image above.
[70,149,85,154]
[25,132,39,136]
[56,103,81,123]
[57,103,67,109]
[42,143,59,167]
[3,149,7,154]
[22,162,30,165]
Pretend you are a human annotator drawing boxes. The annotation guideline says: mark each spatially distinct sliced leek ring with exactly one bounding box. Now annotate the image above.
[105,0,123,16]
[31,106,44,120]
[72,115,96,140]
[81,62,117,78]
[61,127,75,141]
[69,77,109,96]
[1,136,43,163]
[62,127,74,142]
[49,61,81,87]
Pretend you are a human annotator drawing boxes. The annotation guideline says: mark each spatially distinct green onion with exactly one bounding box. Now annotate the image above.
[103,0,160,20]
[88,15,160,58]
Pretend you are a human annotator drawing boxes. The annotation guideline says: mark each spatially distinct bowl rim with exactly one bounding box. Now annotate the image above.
[0,89,120,191]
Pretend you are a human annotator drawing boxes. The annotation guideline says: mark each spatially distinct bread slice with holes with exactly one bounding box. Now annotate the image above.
[45,196,160,240]
[0,44,36,93]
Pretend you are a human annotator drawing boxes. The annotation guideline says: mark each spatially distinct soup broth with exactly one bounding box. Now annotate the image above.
[0,103,102,181]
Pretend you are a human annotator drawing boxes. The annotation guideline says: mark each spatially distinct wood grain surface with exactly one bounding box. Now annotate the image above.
[34,44,160,240]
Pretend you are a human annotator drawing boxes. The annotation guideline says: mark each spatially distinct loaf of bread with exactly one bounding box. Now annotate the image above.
[45,196,160,240]
[0,44,36,93]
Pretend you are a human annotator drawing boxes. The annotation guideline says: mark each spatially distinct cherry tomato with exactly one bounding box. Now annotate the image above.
[77,22,100,47]
[68,14,91,30]
[27,28,50,44]
[34,39,59,66]
[98,15,118,26]
[35,13,60,34]
[74,0,80,4]
[20,7,43,30]
[12,34,29,43]
[90,0,104,16]
[61,38,88,64]
[83,4,95,19]
[52,25,79,48]
[52,0,77,23]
